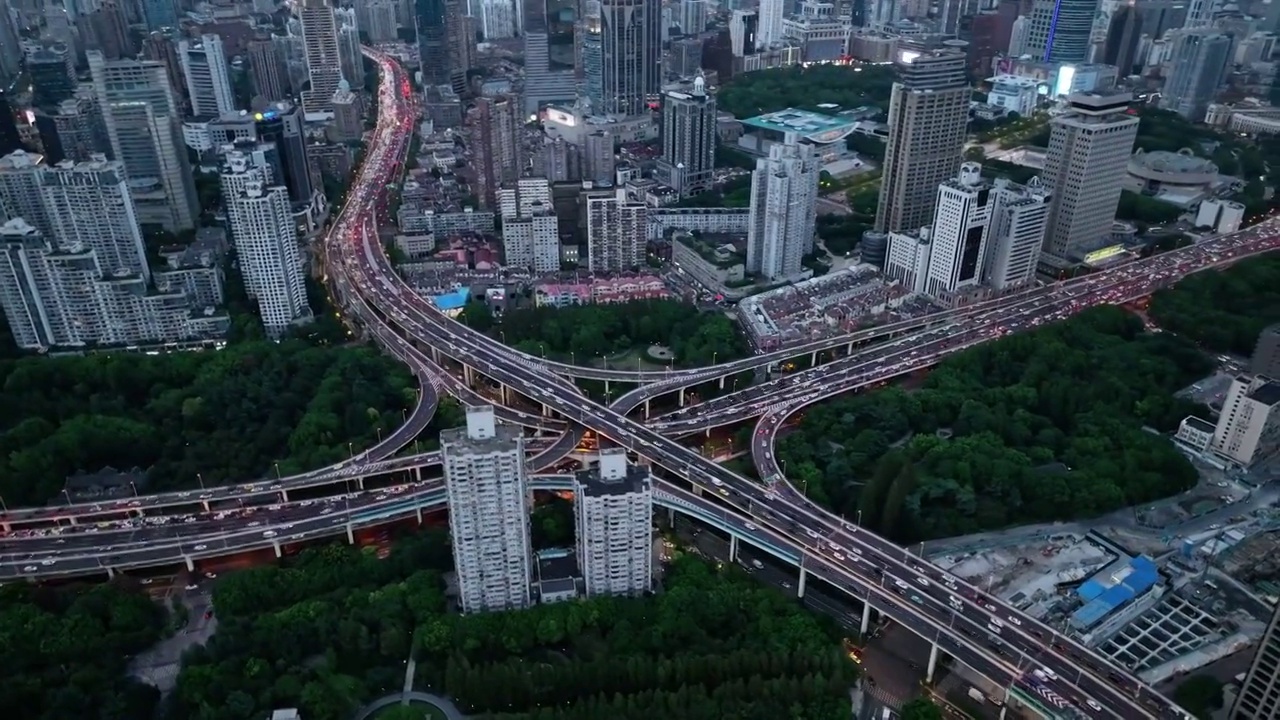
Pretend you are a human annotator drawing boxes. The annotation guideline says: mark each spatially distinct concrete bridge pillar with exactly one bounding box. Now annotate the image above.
[860,602,872,636]
[810,350,818,366]
[414,465,422,483]
[201,500,210,513]
[184,556,195,572]
[279,489,289,502]
[415,503,424,524]
[542,403,553,417]
[667,507,675,525]
[604,380,611,398]
[797,568,807,598]
[926,642,941,684]
[463,364,474,385]
[272,540,282,558]
[644,398,651,419]
[500,383,510,405]
[847,341,854,355]
[105,566,116,579]
[679,387,686,407]
[729,534,739,562]
[346,523,356,544]
[719,375,726,390]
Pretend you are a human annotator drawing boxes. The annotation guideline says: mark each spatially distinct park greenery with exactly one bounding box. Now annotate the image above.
[0,582,168,720]
[462,299,748,368]
[159,535,855,720]
[1148,252,1280,357]
[777,306,1211,541]
[1172,675,1225,720]
[715,64,896,118]
[0,340,417,506]
[900,697,944,720]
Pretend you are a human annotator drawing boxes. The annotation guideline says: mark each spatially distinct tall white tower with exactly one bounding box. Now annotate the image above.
[586,188,647,272]
[179,34,236,117]
[746,137,819,281]
[574,448,653,597]
[924,162,993,298]
[757,0,783,47]
[983,177,1050,291]
[298,0,344,114]
[442,405,533,614]
[221,151,310,336]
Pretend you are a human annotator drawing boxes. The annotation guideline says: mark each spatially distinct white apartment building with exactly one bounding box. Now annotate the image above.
[983,176,1050,291]
[587,188,647,272]
[497,177,552,221]
[987,74,1039,117]
[221,152,310,336]
[498,178,559,273]
[1212,375,1280,467]
[0,150,50,235]
[757,0,783,47]
[442,405,533,613]
[924,162,992,298]
[574,448,653,597]
[298,0,343,115]
[884,227,932,295]
[179,35,236,118]
[746,138,819,281]
[38,156,150,282]
[478,0,520,39]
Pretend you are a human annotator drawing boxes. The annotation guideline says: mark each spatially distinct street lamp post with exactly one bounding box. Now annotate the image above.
[197,473,205,490]
[274,463,282,480]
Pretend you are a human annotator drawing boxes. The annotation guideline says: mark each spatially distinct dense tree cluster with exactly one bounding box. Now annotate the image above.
[777,307,1211,541]
[1172,675,1224,719]
[485,299,748,367]
[715,64,896,118]
[0,340,417,505]
[0,583,167,720]
[1148,253,1280,356]
[900,698,944,720]
[163,537,852,720]
[530,495,575,549]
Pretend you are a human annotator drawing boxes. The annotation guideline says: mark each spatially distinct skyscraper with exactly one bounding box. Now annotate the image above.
[875,46,969,235]
[1233,600,1280,718]
[221,150,311,336]
[479,0,520,39]
[416,0,451,86]
[251,103,314,205]
[180,35,236,118]
[336,7,364,86]
[656,77,717,198]
[757,0,783,47]
[26,45,76,109]
[499,178,560,273]
[679,0,707,35]
[983,176,1050,292]
[365,0,400,41]
[249,37,291,104]
[1021,0,1101,63]
[584,129,615,185]
[299,0,344,114]
[445,0,476,94]
[583,0,661,117]
[523,0,577,113]
[921,162,992,298]
[746,139,819,281]
[442,405,533,614]
[587,188,647,271]
[1161,29,1231,121]
[88,51,199,232]
[142,0,178,30]
[0,91,25,158]
[574,448,653,598]
[469,95,522,209]
[38,155,150,280]
[1040,93,1138,261]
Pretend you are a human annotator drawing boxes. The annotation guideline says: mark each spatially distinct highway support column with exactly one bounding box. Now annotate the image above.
[414,465,422,483]
[345,523,355,544]
[860,603,872,636]
[926,642,940,684]
[604,380,611,398]
[184,556,194,572]
[272,540,282,558]
[500,383,510,406]
[279,489,289,502]
[719,374,726,390]
[797,568,807,598]
[542,403,553,417]
[644,398,651,419]
[463,365,474,385]
[679,387,686,407]
[415,503,424,525]
[729,534,739,562]
[811,350,818,366]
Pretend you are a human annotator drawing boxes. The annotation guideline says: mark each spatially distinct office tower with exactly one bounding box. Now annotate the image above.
[88,51,199,232]
[583,0,661,117]
[299,0,344,114]
[918,162,993,298]
[254,103,314,206]
[1161,30,1231,121]
[331,83,363,141]
[0,0,20,88]
[746,139,820,281]
[866,0,897,28]
[1252,325,1280,380]
[729,10,758,56]
[499,178,559,273]
[469,95,521,209]
[1233,601,1280,718]
[142,32,189,113]
[523,0,577,113]
[875,47,969,235]
[758,0,783,47]
[81,0,135,61]
[679,0,707,35]
[574,448,653,598]
[587,188,647,271]
[221,151,311,336]
[142,0,177,30]
[442,405,533,614]
[884,227,933,294]
[27,45,76,109]
[983,176,1050,291]
[1211,374,1280,468]
[0,92,24,158]
[670,38,703,77]
[336,8,363,85]
[180,35,236,118]
[416,0,451,86]
[365,0,400,41]
[1021,0,1101,63]
[938,0,983,35]
[249,38,291,104]
[1102,0,1187,76]
[583,130,615,185]
[478,0,520,38]
[445,0,475,94]
[656,77,717,198]
[1040,93,1138,261]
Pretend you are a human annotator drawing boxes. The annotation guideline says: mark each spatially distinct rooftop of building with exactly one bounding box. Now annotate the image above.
[439,418,523,453]
[536,550,580,594]
[1248,380,1280,407]
[1183,416,1216,434]
[741,108,858,144]
[575,463,650,497]
[1071,555,1160,629]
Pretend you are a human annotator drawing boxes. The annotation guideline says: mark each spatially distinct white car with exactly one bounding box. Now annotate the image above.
[1085,700,1102,712]
[21,565,36,573]
[263,530,278,538]
[833,552,844,561]
[743,522,757,531]
[1040,668,1058,681]
[40,559,55,566]
[1007,616,1022,626]
[193,544,208,551]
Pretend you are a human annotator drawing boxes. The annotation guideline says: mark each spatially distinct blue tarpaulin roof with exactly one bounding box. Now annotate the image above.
[1071,556,1159,630]
[433,287,470,311]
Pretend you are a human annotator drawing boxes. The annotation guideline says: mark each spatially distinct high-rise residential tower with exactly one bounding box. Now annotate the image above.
[180,35,236,118]
[442,405,533,614]
[656,76,717,197]
[221,150,310,336]
[582,0,661,117]
[299,0,344,114]
[757,0,783,47]
[584,129,615,185]
[498,178,559,273]
[1020,0,1101,63]
[1161,29,1231,121]
[746,138,820,281]
[574,448,653,597]
[38,155,150,280]
[478,0,520,39]
[88,50,199,232]
[1040,93,1139,261]
[587,188,647,271]
[522,0,577,113]
[469,94,522,209]
[875,46,969,235]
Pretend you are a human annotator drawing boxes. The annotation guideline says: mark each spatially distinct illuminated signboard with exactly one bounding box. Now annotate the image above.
[1083,245,1125,264]
[544,108,576,127]
[898,50,920,65]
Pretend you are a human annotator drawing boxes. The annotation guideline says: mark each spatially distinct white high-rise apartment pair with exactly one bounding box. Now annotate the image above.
[574,448,653,597]
[587,189,647,272]
[746,137,819,281]
[179,34,235,118]
[498,178,560,273]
